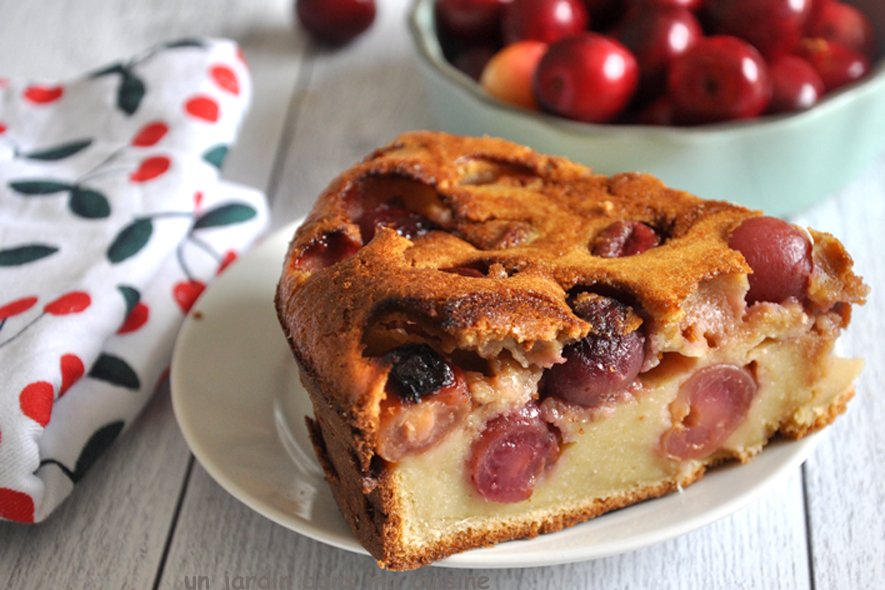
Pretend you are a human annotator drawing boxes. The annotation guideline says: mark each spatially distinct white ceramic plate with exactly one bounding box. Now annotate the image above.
[170,219,823,569]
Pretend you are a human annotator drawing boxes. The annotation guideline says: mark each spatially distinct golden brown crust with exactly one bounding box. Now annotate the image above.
[275,131,867,570]
[780,385,856,440]
[275,131,757,462]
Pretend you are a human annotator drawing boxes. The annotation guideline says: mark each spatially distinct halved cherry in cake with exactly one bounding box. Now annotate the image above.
[441,260,517,279]
[541,293,645,408]
[468,401,560,503]
[592,220,661,257]
[345,175,448,244]
[358,203,437,243]
[292,230,361,272]
[377,344,471,463]
[660,363,757,460]
[728,216,813,304]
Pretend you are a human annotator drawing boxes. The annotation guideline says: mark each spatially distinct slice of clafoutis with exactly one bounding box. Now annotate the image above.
[275,131,869,571]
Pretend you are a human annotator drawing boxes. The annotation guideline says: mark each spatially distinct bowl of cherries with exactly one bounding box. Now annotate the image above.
[408,0,885,216]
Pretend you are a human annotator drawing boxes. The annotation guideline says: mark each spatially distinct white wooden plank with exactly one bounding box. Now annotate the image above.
[794,155,885,590]
[0,0,293,80]
[0,383,191,590]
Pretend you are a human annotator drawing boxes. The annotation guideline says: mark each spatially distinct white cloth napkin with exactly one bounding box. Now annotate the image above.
[0,38,268,522]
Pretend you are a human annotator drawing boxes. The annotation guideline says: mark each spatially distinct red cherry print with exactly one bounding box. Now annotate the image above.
[19,381,54,427]
[130,156,171,182]
[217,250,238,274]
[210,64,240,95]
[43,291,91,316]
[173,280,206,313]
[131,121,169,147]
[117,301,149,334]
[193,190,204,210]
[154,366,172,392]
[0,296,38,321]
[184,96,220,122]
[23,85,64,104]
[0,122,6,134]
[0,488,35,523]
[59,354,85,396]
[235,46,250,70]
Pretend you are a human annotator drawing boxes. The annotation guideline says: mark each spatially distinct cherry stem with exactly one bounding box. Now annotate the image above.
[39,458,76,482]
[176,241,195,282]
[0,314,44,350]
[74,146,129,184]
[186,234,222,263]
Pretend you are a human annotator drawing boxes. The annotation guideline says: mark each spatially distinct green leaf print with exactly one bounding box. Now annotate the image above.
[23,139,93,161]
[107,218,153,263]
[0,244,59,266]
[88,354,141,390]
[192,203,257,230]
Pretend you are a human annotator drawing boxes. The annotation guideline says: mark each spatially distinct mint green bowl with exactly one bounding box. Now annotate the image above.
[408,0,885,217]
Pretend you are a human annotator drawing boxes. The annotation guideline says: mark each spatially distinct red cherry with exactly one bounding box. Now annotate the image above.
[468,402,559,503]
[614,4,703,100]
[194,190,204,209]
[0,488,36,523]
[210,64,240,95]
[59,354,86,396]
[0,296,38,321]
[660,364,757,460]
[185,96,220,122]
[581,0,627,30]
[43,291,91,315]
[435,0,510,43]
[541,294,645,407]
[704,0,813,58]
[293,231,361,272]
[117,301,150,334]
[667,35,771,125]
[798,37,870,92]
[502,0,589,45]
[806,0,876,60]
[451,44,499,81]
[131,121,169,147]
[629,0,704,11]
[480,40,548,110]
[632,94,675,125]
[296,0,377,45]
[728,216,812,304]
[19,381,54,427]
[592,220,661,256]
[534,32,639,123]
[236,46,249,68]
[357,204,436,242]
[767,54,825,114]
[130,155,171,182]
[0,122,6,134]
[23,85,64,104]
[173,279,206,313]
[217,250,238,274]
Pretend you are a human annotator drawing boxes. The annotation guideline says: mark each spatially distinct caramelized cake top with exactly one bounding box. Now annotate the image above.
[275,131,867,442]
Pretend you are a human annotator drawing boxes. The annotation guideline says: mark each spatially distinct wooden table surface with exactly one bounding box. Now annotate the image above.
[1,1,883,588]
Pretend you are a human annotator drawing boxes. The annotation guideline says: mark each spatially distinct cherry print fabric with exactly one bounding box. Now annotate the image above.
[0,38,267,522]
